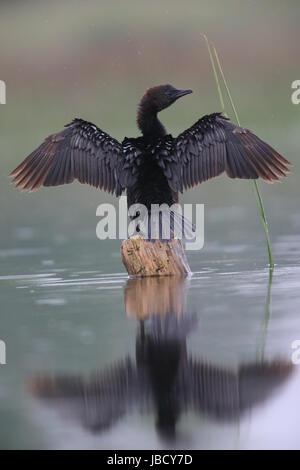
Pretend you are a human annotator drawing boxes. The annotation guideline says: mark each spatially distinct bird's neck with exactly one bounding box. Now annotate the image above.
[137,102,166,140]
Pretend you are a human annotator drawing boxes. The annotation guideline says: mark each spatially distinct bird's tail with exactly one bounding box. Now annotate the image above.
[133,205,196,242]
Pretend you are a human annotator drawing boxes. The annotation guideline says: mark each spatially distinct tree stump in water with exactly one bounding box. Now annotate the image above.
[120,236,191,277]
[124,276,188,318]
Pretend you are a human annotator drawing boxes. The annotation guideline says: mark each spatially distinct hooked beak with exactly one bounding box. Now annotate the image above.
[174,88,193,99]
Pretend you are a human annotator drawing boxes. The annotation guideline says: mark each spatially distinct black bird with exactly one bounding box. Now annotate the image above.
[29,313,293,440]
[28,277,294,441]
[10,84,291,210]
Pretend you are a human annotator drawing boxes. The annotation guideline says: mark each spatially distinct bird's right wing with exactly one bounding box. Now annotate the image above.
[179,358,293,420]
[155,113,291,192]
[10,118,136,195]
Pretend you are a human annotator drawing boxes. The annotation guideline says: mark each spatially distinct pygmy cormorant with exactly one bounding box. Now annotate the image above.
[10,85,291,210]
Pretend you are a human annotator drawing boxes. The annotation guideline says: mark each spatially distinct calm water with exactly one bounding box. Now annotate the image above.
[1,195,300,450]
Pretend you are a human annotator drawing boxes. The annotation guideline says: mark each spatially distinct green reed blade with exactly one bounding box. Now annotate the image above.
[202,35,226,114]
[202,35,274,267]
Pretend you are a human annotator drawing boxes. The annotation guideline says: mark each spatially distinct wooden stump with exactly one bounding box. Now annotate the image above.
[120,236,191,277]
[124,276,188,318]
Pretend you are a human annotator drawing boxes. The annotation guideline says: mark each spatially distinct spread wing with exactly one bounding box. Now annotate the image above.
[29,358,139,432]
[157,113,291,192]
[10,119,125,194]
[180,359,293,420]
[116,137,143,193]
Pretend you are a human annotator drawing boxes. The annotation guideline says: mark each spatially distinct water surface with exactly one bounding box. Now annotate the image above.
[1,197,299,450]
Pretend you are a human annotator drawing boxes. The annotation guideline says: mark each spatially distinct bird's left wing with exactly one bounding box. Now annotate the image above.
[154,113,291,192]
[29,358,139,432]
[10,118,129,194]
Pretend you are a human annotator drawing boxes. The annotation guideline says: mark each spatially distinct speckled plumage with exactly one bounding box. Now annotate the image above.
[10,84,291,205]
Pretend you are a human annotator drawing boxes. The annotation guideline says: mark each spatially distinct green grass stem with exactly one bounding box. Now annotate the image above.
[202,35,274,267]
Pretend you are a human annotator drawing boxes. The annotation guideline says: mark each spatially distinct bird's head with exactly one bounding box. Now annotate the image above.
[141,84,193,112]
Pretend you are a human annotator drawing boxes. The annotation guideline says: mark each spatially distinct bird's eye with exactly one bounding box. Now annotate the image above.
[165,88,173,97]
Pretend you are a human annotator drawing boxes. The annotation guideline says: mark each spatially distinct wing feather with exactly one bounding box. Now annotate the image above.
[156,113,291,191]
[10,119,125,195]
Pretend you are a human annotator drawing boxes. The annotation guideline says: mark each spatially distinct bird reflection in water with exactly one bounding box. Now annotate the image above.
[29,276,293,441]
